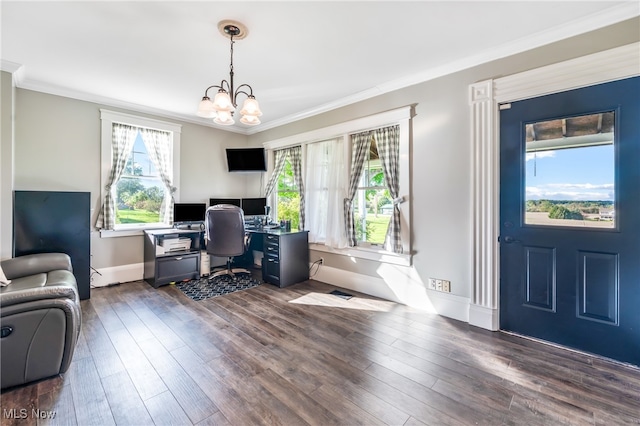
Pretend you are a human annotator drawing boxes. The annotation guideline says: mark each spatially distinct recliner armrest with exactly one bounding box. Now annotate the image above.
[0,281,80,308]
[0,253,73,280]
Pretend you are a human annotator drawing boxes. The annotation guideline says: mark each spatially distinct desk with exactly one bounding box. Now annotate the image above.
[246,228,309,287]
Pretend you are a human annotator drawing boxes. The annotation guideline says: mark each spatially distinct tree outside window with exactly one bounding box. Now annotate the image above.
[115,132,165,224]
[276,158,300,231]
[354,138,391,245]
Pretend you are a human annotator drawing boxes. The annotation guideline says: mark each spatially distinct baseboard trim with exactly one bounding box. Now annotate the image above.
[92,263,143,288]
[425,290,470,323]
[469,303,499,331]
[312,264,471,322]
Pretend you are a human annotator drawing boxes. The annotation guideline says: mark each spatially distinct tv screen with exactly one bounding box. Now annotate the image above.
[209,198,241,208]
[226,148,266,172]
[242,197,267,216]
[173,203,206,223]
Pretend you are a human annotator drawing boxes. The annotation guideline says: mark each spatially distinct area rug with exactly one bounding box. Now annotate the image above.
[175,273,261,301]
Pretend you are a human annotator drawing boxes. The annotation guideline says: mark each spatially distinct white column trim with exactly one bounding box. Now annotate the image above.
[469,80,500,331]
[469,42,640,332]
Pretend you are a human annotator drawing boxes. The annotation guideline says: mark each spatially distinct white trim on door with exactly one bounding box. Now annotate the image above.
[469,42,640,331]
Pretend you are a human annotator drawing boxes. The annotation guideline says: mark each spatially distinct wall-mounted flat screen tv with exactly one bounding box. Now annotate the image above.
[173,203,206,223]
[226,148,266,172]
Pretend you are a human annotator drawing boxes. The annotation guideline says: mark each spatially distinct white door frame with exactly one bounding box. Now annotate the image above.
[468,42,640,331]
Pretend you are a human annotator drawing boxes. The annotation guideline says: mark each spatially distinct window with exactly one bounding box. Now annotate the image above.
[264,106,411,264]
[524,112,615,229]
[98,110,181,236]
[276,157,300,231]
[354,137,391,246]
[116,132,166,226]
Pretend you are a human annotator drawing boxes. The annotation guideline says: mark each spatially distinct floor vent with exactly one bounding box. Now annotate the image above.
[329,290,353,300]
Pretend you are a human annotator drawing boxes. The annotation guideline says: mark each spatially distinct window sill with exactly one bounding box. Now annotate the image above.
[309,243,412,267]
[100,225,172,238]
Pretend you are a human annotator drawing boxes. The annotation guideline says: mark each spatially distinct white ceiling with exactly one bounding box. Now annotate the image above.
[1,1,637,134]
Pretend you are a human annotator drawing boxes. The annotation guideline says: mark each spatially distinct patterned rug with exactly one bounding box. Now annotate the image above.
[175,272,261,301]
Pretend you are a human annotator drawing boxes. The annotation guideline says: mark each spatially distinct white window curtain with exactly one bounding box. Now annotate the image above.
[95,123,138,230]
[140,128,176,224]
[305,138,347,248]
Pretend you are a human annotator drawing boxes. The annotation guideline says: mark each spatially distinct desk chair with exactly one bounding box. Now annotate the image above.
[205,204,251,279]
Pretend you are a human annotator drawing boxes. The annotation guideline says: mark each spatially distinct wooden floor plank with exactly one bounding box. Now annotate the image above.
[105,327,168,401]
[2,278,639,426]
[137,337,219,424]
[65,357,115,426]
[143,391,192,426]
[100,371,154,426]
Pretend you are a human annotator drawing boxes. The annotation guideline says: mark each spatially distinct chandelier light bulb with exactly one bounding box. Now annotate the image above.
[214,109,235,126]
[240,114,261,125]
[196,97,217,118]
[212,91,233,112]
[239,96,262,117]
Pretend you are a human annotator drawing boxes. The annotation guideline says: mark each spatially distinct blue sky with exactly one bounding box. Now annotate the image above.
[525,144,614,202]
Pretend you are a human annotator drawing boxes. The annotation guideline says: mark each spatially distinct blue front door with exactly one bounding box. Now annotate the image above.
[499,76,640,365]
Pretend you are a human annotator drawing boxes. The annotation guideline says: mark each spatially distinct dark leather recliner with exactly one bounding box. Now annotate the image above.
[0,253,81,389]
[205,204,251,278]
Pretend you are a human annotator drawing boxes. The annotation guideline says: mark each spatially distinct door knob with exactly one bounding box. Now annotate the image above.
[499,235,521,244]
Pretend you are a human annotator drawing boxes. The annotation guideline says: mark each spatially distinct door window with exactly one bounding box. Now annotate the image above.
[524,112,615,229]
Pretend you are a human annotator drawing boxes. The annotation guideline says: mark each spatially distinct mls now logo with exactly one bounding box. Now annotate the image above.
[3,409,56,419]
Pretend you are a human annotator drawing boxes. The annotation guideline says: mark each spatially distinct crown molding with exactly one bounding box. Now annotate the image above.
[6,2,638,136]
[14,78,250,135]
[248,1,639,135]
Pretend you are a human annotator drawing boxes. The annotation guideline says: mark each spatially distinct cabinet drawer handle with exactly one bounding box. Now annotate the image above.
[174,257,183,261]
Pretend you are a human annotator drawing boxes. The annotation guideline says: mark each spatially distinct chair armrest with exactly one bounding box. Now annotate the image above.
[0,280,78,308]
[0,253,73,280]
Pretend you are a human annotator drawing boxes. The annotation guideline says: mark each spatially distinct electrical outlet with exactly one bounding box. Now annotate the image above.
[319,257,325,264]
[429,277,451,293]
[435,279,443,291]
[428,278,437,290]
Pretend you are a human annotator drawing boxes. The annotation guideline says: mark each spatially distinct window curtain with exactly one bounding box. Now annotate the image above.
[95,123,138,230]
[288,146,305,230]
[344,132,371,247]
[305,139,347,248]
[140,128,176,224]
[264,148,288,197]
[374,125,402,253]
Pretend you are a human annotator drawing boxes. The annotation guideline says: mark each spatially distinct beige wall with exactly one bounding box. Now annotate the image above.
[0,71,15,260]
[249,18,640,301]
[13,90,249,269]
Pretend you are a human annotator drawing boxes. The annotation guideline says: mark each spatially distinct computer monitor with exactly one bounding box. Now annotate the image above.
[241,197,267,216]
[209,198,241,208]
[173,203,206,223]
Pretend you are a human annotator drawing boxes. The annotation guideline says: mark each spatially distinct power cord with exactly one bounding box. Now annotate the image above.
[309,258,324,278]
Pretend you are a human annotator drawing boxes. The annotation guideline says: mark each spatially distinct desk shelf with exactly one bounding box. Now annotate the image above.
[144,229,202,288]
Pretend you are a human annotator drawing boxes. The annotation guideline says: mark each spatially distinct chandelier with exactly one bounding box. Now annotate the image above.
[197,21,262,126]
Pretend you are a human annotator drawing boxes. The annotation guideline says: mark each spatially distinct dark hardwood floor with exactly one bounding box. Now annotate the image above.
[2,276,639,425]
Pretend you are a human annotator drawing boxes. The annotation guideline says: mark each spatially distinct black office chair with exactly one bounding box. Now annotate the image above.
[205,204,251,279]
